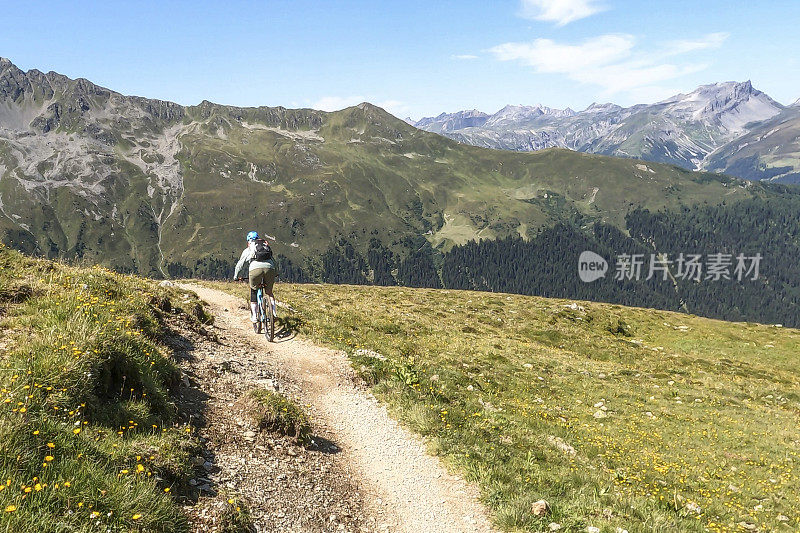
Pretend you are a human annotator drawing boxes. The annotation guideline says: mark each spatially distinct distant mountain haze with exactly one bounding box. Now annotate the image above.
[415,82,800,183]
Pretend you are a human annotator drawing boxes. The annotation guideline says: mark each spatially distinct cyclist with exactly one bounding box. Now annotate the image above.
[233,231,278,333]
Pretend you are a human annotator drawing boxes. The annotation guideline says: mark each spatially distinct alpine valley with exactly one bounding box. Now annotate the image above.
[2,57,800,326]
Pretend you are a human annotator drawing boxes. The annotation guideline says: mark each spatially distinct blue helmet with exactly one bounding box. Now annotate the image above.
[246,231,259,242]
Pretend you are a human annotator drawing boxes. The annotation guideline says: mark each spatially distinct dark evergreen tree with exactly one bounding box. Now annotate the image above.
[397,237,442,288]
[274,254,310,283]
[321,238,370,284]
[367,238,397,286]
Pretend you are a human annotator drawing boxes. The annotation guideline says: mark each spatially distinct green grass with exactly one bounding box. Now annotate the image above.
[243,389,311,445]
[218,495,255,533]
[0,245,210,532]
[206,280,800,532]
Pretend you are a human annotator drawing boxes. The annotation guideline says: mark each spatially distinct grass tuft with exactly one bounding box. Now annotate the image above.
[243,389,311,445]
[219,496,255,533]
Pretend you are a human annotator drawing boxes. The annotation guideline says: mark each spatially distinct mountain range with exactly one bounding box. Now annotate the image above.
[4,56,800,326]
[0,56,757,278]
[414,82,800,183]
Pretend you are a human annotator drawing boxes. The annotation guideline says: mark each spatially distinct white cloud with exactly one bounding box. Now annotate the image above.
[452,54,479,60]
[520,0,607,26]
[663,32,729,56]
[489,32,727,100]
[375,99,410,117]
[490,34,634,73]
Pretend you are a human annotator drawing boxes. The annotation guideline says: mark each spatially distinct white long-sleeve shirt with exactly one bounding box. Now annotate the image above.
[233,242,275,279]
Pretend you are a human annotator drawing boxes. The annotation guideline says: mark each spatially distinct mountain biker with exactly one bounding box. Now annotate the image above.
[233,231,278,333]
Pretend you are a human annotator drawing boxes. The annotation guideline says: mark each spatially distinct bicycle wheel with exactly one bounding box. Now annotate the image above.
[257,292,267,340]
[265,294,275,342]
[254,289,263,333]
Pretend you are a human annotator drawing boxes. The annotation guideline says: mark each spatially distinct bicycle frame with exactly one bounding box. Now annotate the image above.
[255,286,275,342]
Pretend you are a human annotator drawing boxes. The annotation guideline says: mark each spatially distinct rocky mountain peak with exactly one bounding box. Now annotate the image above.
[584,102,622,113]
[413,108,490,132]
[486,104,575,126]
[697,81,781,131]
[460,109,489,118]
[413,80,792,174]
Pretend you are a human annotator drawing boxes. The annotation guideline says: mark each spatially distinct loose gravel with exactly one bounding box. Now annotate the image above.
[178,283,496,533]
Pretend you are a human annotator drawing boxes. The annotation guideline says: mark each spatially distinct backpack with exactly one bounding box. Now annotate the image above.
[253,239,273,262]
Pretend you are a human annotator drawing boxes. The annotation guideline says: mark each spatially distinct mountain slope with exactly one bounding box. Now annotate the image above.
[415,81,787,175]
[0,58,755,278]
[704,106,800,183]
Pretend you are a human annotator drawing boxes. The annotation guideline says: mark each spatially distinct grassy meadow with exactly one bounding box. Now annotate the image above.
[208,281,800,532]
[0,245,214,532]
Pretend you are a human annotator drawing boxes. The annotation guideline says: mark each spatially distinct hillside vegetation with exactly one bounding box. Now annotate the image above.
[0,245,212,532]
[208,281,800,532]
[6,58,800,327]
[0,57,755,280]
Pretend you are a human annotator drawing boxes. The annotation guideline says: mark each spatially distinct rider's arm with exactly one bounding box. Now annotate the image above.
[233,248,252,280]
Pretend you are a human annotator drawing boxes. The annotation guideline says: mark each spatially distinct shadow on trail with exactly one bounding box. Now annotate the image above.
[273,315,303,343]
[165,322,219,503]
[308,435,341,455]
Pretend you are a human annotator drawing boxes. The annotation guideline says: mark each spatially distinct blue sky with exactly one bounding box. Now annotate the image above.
[2,0,799,119]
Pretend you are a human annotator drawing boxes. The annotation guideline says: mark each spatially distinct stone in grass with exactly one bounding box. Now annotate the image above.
[685,501,702,514]
[549,523,562,531]
[593,410,608,419]
[586,527,600,533]
[546,435,576,457]
[531,500,550,517]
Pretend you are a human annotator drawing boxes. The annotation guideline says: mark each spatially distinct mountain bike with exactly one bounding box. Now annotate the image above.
[255,284,275,342]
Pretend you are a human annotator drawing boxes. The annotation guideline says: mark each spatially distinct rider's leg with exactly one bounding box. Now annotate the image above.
[249,288,258,323]
[249,269,268,333]
[248,269,262,325]
[263,267,278,316]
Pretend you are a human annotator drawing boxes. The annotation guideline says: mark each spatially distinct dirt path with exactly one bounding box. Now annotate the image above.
[181,283,496,533]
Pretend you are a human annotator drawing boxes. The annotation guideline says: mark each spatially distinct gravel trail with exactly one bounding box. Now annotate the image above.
[182,283,496,533]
